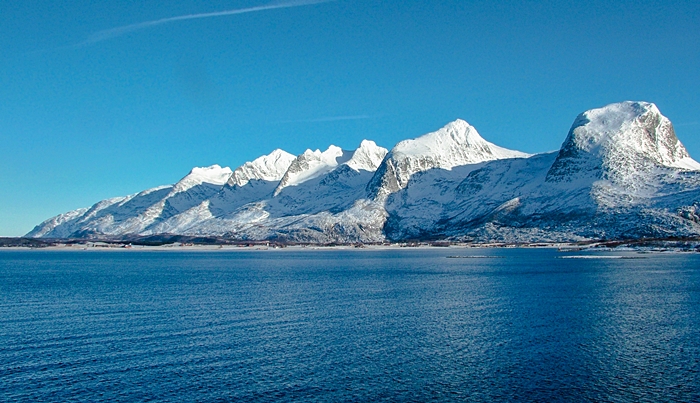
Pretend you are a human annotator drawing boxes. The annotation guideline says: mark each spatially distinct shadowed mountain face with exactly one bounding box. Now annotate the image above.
[27,102,700,243]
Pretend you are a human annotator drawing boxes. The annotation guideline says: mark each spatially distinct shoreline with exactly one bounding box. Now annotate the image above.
[0,244,494,252]
[1,242,698,253]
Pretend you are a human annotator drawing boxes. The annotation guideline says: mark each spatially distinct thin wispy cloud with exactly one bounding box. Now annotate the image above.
[75,0,333,47]
[278,114,377,124]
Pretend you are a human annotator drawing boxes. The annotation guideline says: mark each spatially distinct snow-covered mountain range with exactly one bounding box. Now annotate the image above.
[27,101,700,243]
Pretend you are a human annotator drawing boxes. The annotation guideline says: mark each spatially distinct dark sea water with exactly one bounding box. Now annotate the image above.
[1,248,699,402]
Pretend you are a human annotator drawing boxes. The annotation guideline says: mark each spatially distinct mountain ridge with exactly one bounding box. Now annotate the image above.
[27,101,700,243]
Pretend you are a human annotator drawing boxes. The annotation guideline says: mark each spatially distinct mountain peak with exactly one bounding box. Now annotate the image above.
[547,101,700,182]
[391,119,481,158]
[367,119,529,199]
[229,149,296,187]
[26,102,700,243]
[274,145,351,195]
[345,140,388,172]
[173,164,233,193]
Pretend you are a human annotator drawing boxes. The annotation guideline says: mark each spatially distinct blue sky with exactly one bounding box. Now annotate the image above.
[1,0,699,236]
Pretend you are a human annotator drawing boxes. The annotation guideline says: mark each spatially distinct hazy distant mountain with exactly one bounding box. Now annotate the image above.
[27,101,700,243]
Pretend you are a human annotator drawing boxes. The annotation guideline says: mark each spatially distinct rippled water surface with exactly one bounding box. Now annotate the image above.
[1,249,699,402]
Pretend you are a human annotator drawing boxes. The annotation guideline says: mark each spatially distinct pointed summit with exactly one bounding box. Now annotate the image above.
[345,140,388,172]
[228,149,295,187]
[390,119,528,163]
[367,119,529,199]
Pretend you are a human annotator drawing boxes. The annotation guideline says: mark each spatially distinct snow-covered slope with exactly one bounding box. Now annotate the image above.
[383,102,700,241]
[26,164,232,238]
[547,101,700,183]
[270,140,387,197]
[26,207,91,238]
[274,145,351,195]
[228,149,295,187]
[26,186,173,238]
[268,140,388,215]
[169,140,389,239]
[345,140,388,172]
[201,149,297,220]
[173,165,232,193]
[27,102,700,243]
[367,119,529,199]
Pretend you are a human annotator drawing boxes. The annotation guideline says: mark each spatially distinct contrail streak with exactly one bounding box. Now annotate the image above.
[77,0,334,47]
